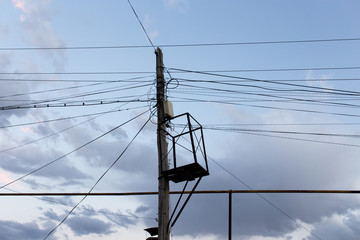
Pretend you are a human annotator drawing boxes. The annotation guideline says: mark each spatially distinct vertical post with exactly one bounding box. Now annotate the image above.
[156,47,170,240]
[229,190,232,240]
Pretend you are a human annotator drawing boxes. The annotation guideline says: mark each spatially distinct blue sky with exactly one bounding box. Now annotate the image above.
[0,0,360,239]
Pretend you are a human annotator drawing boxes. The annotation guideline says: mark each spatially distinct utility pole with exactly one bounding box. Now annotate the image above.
[156,47,170,240]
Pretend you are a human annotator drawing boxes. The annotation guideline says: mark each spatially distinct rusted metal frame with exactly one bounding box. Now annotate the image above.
[170,177,203,228]
[186,113,198,164]
[2,190,360,196]
[167,180,189,231]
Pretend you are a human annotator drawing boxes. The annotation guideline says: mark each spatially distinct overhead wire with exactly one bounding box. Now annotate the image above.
[0,109,149,190]
[0,76,154,83]
[206,156,322,240]
[0,75,153,100]
[168,68,360,96]
[169,84,360,109]
[0,82,153,110]
[169,89,360,109]
[0,65,359,75]
[0,105,148,153]
[175,78,360,96]
[127,0,156,50]
[169,127,322,240]
[168,66,360,73]
[170,97,360,118]
[1,37,360,51]
[204,127,360,138]
[210,128,360,148]
[0,109,128,129]
[174,77,360,83]
[43,111,153,240]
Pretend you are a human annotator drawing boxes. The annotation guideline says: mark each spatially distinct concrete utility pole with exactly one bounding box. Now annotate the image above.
[156,47,170,240]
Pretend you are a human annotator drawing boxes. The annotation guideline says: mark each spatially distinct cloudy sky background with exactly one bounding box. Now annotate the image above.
[0,0,360,239]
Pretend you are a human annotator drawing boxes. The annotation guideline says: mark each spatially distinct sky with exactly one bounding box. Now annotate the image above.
[0,0,360,239]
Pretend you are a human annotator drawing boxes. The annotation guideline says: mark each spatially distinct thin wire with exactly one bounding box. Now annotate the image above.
[169,68,360,96]
[0,76,154,83]
[127,0,156,51]
[174,82,360,109]
[3,187,155,220]
[169,97,360,118]
[0,109,121,129]
[43,111,153,240]
[173,122,360,127]
[170,128,322,239]
[1,66,359,75]
[0,71,154,75]
[205,127,360,138]
[175,78,360,96]
[0,76,153,100]
[175,77,360,83]
[1,83,152,110]
[1,37,360,51]
[212,129,360,148]
[206,156,322,240]
[168,66,360,73]
[0,105,147,153]
[0,110,149,190]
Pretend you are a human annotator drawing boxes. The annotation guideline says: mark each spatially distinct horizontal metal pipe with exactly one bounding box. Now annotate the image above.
[0,189,360,196]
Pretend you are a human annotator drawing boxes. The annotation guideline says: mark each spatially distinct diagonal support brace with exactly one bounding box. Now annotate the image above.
[169,177,203,229]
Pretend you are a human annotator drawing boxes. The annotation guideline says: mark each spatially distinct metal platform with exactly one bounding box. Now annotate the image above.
[162,163,209,183]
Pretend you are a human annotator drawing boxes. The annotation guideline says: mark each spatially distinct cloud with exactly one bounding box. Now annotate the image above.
[0,145,91,187]
[143,15,159,42]
[310,209,360,240]
[66,216,115,236]
[0,220,49,240]
[11,0,66,71]
[163,0,189,11]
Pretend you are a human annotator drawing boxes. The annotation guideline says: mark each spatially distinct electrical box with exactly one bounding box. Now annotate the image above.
[164,100,174,119]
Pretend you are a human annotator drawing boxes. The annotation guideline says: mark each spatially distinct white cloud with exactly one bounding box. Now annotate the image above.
[163,0,189,11]
[11,0,66,71]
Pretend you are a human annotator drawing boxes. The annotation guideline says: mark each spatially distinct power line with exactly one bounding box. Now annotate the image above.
[206,156,322,240]
[169,68,360,96]
[169,66,360,73]
[0,71,154,75]
[0,99,150,111]
[127,0,156,50]
[43,111,153,240]
[175,78,360,96]
[0,110,149,190]
[175,77,360,83]
[0,105,147,153]
[1,37,360,51]
[209,128,360,148]
[0,83,153,110]
[170,127,322,240]
[1,66,359,75]
[0,110,118,128]
[172,83,360,109]
[204,127,360,138]
[170,97,360,118]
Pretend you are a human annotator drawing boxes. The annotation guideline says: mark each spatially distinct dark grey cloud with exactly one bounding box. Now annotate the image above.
[66,216,114,236]
[0,220,49,240]
[0,145,91,186]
